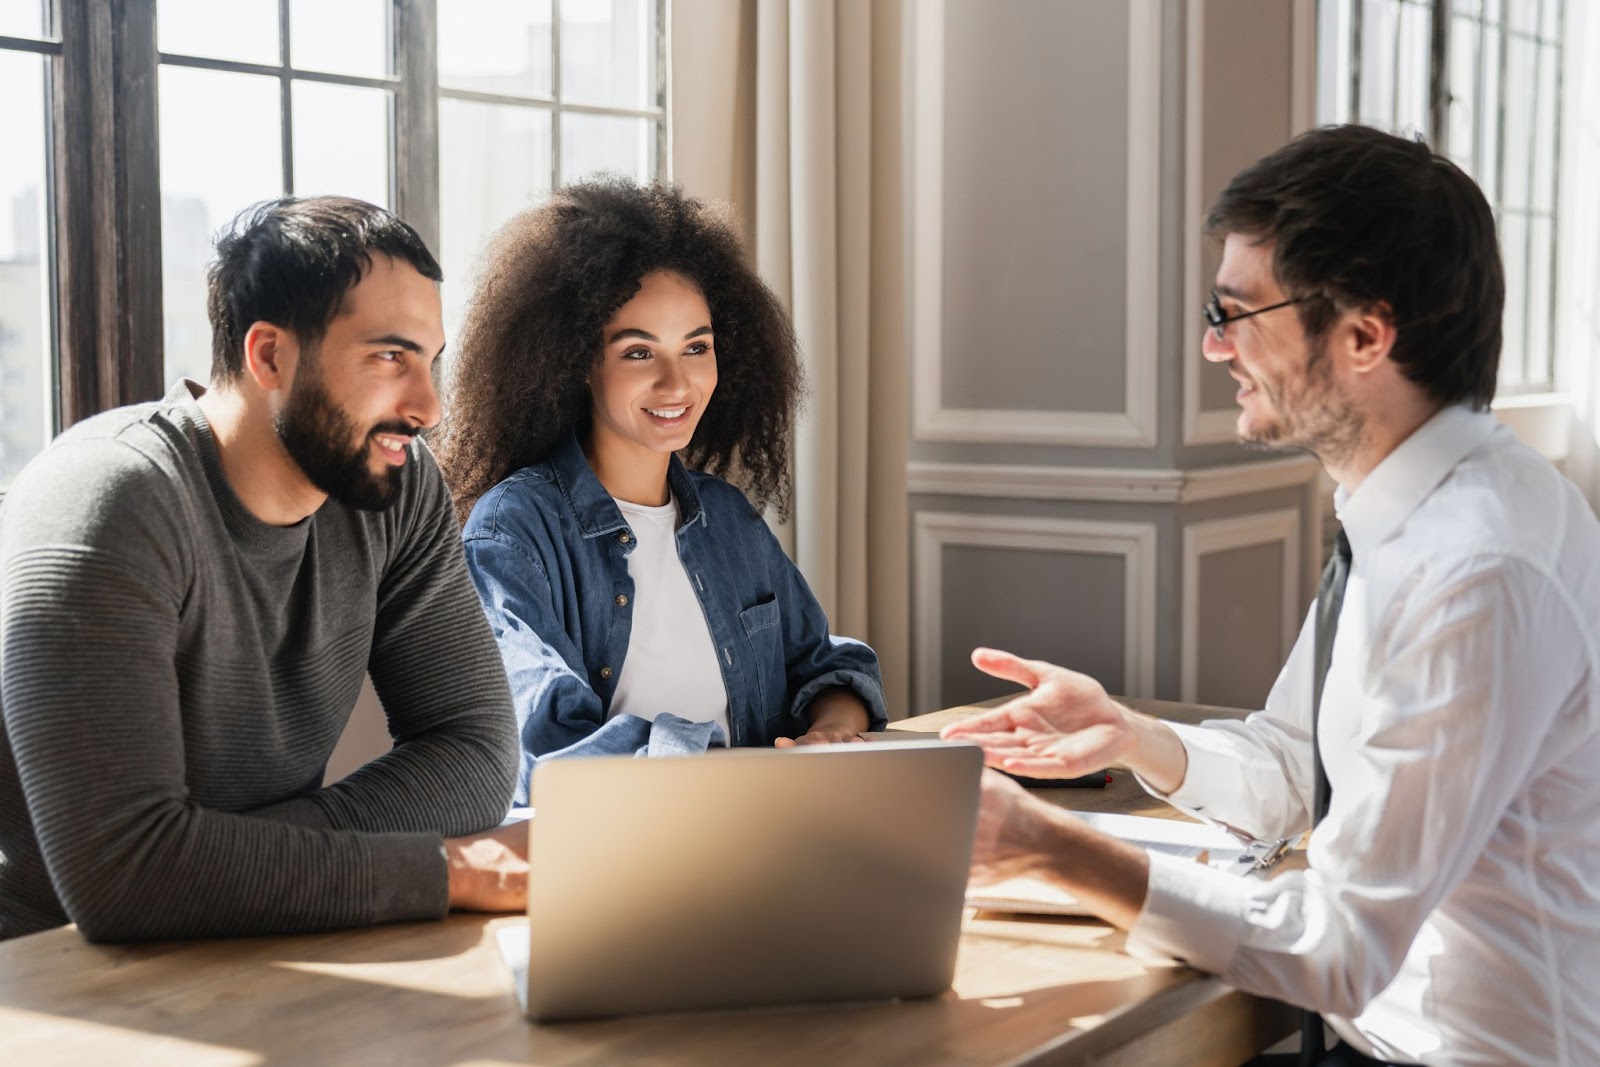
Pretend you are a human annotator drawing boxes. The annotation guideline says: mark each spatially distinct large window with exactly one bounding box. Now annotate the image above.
[157,0,398,385]
[0,0,667,488]
[1317,0,1566,394]
[0,13,59,487]
[437,0,663,336]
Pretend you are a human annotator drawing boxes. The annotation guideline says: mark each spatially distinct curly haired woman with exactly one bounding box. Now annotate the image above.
[436,179,886,801]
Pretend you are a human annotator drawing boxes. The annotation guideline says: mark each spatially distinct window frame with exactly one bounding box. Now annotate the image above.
[11,0,669,442]
[1316,0,1568,398]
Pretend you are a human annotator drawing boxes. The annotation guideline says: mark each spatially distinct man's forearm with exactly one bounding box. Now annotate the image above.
[1020,803,1152,930]
[1119,708,1191,796]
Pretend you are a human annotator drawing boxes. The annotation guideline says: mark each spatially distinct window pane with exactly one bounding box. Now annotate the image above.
[1477,22,1501,204]
[439,0,552,98]
[0,0,46,39]
[1540,0,1560,40]
[290,0,388,78]
[159,66,284,388]
[0,50,52,487]
[1499,210,1529,388]
[559,112,655,185]
[1447,15,1479,168]
[439,99,552,339]
[1504,0,1538,35]
[292,81,391,207]
[1358,0,1398,125]
[1525,215,1553,388]
[561,0,656,110]
[1394,1,1432,136]
[1501,32,1535,211]
[1530,40,1557,214]
[158,0,279,65]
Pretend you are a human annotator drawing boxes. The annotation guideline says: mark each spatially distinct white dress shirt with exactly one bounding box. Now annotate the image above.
[1126,405,1600,1065]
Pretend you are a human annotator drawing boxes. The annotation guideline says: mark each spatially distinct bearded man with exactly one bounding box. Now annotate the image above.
[1,196,527,941]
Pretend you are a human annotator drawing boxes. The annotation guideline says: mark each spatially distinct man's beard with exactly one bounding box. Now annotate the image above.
[1237,333,1363,468]
[275,358,413,511]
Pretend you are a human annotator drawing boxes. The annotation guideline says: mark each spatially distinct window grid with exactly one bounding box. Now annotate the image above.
[1,0,670,469]
[1326,0,1564,393]
[157,1,400,206]
[435,0,670,191]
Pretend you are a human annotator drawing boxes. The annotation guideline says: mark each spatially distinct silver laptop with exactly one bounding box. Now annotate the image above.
[497,739,982,1022]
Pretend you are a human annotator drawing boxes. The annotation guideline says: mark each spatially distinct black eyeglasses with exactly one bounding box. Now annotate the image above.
[1202,289,1316,341]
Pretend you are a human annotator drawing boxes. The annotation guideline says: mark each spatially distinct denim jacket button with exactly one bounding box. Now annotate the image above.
[614,594,628,607]
[617,532,631,544]
[599,666,614,680]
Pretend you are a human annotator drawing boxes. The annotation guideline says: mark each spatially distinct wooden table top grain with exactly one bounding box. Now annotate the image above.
[0,695,1295,1067]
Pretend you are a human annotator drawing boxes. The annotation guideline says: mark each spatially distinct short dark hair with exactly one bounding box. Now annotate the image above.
[206,196,442,381]
[435,178,802,524]
[1206,124,1503,410]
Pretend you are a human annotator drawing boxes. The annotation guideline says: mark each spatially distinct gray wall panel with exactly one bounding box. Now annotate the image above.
[1197,0,1297,412]
[940,0,1128,415]
[938,544,1127,707]
[1196,541,1288,709]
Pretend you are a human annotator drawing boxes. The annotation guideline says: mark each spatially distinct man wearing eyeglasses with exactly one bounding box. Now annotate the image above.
[944,124,1600,1066]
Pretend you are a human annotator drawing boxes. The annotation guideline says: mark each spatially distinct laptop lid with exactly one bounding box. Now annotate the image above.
[511,739,982,1022]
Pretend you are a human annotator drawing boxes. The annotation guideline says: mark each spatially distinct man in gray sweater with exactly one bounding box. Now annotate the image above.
[0,196,525,941]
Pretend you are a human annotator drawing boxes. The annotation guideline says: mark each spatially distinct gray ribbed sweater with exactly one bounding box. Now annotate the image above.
[0,382,518,941]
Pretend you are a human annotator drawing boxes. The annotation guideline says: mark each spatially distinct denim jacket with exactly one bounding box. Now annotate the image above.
[462,434,887,803]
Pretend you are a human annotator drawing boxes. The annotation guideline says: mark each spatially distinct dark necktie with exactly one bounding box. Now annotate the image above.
[1301,526,1353,1066]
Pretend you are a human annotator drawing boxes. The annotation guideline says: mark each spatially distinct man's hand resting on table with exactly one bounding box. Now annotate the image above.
[444,820,529,912]
[940,647,1189,796]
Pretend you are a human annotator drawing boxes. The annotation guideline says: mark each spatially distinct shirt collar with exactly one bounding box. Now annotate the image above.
[548,431,705,539]
[1334,404,1498,557]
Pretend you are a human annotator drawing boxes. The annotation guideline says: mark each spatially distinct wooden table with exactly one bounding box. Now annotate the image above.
[0,697,1296,1067]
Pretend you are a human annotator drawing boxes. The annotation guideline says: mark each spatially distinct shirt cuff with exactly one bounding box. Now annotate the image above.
[1138,721,1248,818]
[364,832,451,925]
[790,669,889,731]
[1125,850,1251,974]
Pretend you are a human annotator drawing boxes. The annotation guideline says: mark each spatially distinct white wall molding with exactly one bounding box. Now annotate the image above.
[908,0,1160,448]
[1180,508,1302,704]
[1181,0,1234,445]
[1182,0,1320,446]
[913,512,1158,713]
[1179,454,1322,502]
[907,454,1321,505]
[909,462,1185,503]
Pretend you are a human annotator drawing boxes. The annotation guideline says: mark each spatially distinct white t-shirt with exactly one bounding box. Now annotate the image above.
[607,495,731,742]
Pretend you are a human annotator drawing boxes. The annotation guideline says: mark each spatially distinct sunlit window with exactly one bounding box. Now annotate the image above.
[1317,0,1566,394]
[437,0,664,339]
[156,0,396,387]
[0,7,59,487]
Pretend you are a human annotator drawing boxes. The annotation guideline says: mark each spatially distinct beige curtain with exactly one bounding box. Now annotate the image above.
[747,0,910,717]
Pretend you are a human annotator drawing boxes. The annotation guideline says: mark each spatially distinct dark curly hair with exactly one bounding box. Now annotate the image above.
[435,178,802,524]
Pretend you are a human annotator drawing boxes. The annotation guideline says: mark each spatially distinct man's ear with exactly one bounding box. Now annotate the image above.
[1343,301,1398,376]
[242,322,297,391]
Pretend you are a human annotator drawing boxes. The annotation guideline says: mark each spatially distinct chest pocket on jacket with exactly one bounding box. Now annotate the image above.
[738,597,784,718]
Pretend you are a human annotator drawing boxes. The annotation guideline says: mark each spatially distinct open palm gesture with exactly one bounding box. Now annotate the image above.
[940,647,1137,779]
